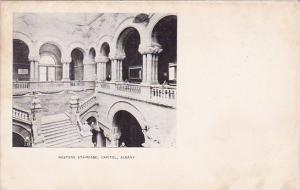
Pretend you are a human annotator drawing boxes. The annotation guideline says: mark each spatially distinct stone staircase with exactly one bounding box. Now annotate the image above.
[39,113,81,147]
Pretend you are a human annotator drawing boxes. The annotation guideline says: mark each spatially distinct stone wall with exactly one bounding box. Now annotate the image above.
[95,91,176,147]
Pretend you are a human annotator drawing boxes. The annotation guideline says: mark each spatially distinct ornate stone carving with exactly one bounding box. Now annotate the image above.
[138,44,163,55]
[95,56,109,63]
[109,52,126,60]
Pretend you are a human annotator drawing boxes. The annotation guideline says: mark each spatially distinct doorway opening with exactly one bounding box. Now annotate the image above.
[113,110,145,147]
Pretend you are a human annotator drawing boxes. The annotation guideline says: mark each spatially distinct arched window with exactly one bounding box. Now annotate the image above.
[39,42,62,81]
[116,27,142,83]
[13,39,30,81]
[152,15,177,85]
[39,55,56,81]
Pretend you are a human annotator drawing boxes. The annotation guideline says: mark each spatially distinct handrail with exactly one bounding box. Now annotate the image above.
[78,95,97,113]
[13,80,96,91]
[116,83,141,94]
[151,87,176,99]
[12,106,31,124]
[76,114,84,132]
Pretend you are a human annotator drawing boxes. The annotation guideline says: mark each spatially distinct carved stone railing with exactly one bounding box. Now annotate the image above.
[13,80,96,95]
[150,86,176,106]
[13,82,30,89]
[12,106,31,124]
[151,87,176,99]
[98,81,111,89]
[78,95,97,114]
[96,81,176,108]
[116,83,141,94]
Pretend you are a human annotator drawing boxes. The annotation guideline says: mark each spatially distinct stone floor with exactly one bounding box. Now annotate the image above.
[13,91,94,115]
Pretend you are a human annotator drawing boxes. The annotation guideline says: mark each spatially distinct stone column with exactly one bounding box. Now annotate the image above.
[118,60,123,81]
[96,62,101,81]
[29,60,35,81]
[62,62,66,79]
[110,59,117,82]
[103,131,110,147]
[110,54,125,82]
[69,95,79,125]
[110,127,121,148]
[30,94,43,144]
[139,45,163,85]
[34,60,39,81]
[102,62,106,81]
[83,56,97,81]
[62,62,70,81]
[96,56,109,81]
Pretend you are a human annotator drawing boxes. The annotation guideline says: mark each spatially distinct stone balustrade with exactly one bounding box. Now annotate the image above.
[12,106,31,124]
[13,82,29,89]
[116,83,141,94]
[96,81,176,108]
[13,80,176,108]
[151,87,176,99]
[99,81,110,89]
[13,80,96,95]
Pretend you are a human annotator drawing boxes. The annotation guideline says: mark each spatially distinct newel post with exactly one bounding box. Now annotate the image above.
[69,95,79,125]
[30,94,44,144]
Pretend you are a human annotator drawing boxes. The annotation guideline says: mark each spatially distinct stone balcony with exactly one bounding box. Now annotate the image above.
[96,81,176,108]
[12,80,176,108]
[13,81,96,96]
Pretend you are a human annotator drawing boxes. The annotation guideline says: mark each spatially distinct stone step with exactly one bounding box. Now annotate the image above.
[50,138,82,148]
[44,133,80,145]
[40,120,70,128]
[47,135,81,147]
[41,113,69,124]
[40,124,74,133]
[44,130,79,141]
[42,127,78,137]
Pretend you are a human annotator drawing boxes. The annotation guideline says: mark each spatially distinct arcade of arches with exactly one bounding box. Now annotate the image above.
[13,13,177,148]
[13,14,177,85]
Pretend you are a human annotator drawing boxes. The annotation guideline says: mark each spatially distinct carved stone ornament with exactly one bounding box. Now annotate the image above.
[138,44,163,55]
[95,56,109,63]
[109,53,126,60]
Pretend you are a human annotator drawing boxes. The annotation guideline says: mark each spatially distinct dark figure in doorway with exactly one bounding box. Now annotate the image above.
[91,129,98,147]
[90,122,99,147]
[115,111,145,147]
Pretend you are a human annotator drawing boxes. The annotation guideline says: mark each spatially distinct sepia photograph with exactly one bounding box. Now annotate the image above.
[12,13,177,148]
[1,1,299,190]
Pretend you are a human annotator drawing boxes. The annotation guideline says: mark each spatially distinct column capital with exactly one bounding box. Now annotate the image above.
[139,44,163,55]
[109,53,125,61]
[61,57,72,63]
[28,55,40,62]
[95,56,109,63]
[61,61,69,65]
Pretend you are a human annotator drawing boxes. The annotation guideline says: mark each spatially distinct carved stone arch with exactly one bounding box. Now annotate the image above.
[80,110,99,123]
[96,35,113,58]
[35,36,67,61]
[87,42,97,57]
[87,41,97,52]
[111,17,147,57]
[66,41,87,59]
[13,31,35,59]
[107,101,147,130]
[12,124,32,140]
[145,14,177,45]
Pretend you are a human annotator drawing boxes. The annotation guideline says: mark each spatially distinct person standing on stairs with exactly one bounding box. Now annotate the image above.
[90,122,99,147]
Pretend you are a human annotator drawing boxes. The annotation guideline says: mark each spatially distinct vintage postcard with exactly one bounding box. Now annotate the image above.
[1,1,299,190]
